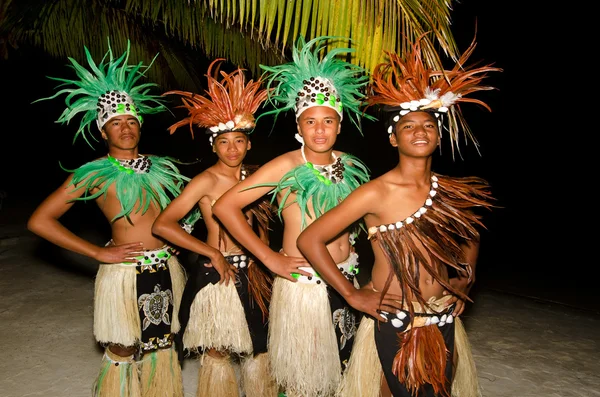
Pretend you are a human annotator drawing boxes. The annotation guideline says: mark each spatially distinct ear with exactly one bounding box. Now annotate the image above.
[389,133,398,147]
[336,123,341,135]
[101,131,108,140]
[296,123,302,136]
[246,140,252,151]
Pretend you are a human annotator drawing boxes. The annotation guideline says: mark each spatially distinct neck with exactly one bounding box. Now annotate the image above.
[394,157,433,182]
[108,148,139,160]
[215,160,244,177]
[301,145,335,165]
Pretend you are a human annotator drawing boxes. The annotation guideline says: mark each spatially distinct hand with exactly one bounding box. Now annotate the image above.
[443,276,472,317]
[263,252,311,282]
[208,253,238,286]
[346,282,404,322]
[95,242,144,264]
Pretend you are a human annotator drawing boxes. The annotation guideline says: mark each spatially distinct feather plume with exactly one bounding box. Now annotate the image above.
[163,58,270,140]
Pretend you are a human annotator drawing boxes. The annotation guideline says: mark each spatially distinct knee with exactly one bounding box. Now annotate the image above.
[108,344,137,357]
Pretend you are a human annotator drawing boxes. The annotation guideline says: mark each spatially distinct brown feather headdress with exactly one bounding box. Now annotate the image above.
[163,58,270,144]
[366,34,501,156]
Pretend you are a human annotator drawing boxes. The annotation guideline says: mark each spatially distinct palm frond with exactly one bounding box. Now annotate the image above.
[3,0,461,88]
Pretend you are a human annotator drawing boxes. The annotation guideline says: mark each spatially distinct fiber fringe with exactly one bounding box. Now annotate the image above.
[268,277,341,396]
[138,347,183,397]
[94,264,140,346]
[241,352,278,397]
[451,317,482,397]
[93,349,141,397]
[168,256,186,334]
[336,317,382,397]
[182,280,252,354]
[197,354,239,397]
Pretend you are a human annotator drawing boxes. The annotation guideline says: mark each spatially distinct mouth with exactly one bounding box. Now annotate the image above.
[121,135,135,140]
[313,138,327,144]
[411,139,429,145]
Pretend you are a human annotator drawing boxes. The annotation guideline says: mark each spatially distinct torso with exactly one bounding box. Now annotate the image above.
[199,165,251,254]
[94,183,165,249]
[363,171,447,301]
[277,149,351,264]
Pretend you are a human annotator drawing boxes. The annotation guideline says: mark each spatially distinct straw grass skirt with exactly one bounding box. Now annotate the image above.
[268,277,341,397]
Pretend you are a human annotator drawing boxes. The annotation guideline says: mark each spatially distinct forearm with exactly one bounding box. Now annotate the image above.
[152,220,220,260]
[213,203,274,264]
[297,234,357,299]
[27,217,100,260]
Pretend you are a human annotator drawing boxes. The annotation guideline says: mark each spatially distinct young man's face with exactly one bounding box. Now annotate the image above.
[390,111,439,157]
[296,106,341,154]
[101,115,141,150]
[212,131,251,167]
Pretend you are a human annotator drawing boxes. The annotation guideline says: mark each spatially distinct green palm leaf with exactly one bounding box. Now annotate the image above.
[2,0,459,87]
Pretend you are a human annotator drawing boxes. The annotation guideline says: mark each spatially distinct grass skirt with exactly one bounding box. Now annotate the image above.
[268,277,341,396]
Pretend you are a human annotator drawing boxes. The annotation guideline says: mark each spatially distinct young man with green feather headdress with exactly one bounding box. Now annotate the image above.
[212,36,375,397]
[27,40,197,397]
[152,58,277,397]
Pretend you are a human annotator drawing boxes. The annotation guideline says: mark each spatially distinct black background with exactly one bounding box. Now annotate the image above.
[0,2,593,311]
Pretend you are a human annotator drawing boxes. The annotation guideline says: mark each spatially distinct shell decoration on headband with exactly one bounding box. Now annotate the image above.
[163,58,270,145]
[34,39,166,148]
[257,35,375,137]
[366,34,501,154]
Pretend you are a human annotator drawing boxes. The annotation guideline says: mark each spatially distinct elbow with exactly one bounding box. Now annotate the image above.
[26,215,41,235]
[151,219,166,238]
[296,232,310,254]
[212,199,224,220]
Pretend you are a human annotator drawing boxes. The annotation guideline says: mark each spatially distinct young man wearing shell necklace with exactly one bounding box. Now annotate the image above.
[297,36,501,397]
[212,36,373,397]
[151,59,278,397]
[27,40,195,397]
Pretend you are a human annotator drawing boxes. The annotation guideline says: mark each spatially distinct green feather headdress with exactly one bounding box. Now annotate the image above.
[34,39,167,148]
[258,36,374,136]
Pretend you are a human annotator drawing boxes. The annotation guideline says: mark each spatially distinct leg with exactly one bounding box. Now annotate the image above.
[241,352,278,397]
[197,349,239,397]
[93,344,141,397]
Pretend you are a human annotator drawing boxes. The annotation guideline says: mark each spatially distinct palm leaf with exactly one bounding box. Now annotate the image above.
[2,0,460,87]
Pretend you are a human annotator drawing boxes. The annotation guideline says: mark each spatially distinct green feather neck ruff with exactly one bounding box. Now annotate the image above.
[65,155,189,223]
[249,151,370,230]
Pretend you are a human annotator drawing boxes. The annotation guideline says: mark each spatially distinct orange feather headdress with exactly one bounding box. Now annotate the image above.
[164,58,270,144]
[366,34,501,155]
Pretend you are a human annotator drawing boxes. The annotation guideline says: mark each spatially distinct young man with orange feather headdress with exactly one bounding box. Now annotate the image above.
[297,35,501,397]
[152,58,277,397]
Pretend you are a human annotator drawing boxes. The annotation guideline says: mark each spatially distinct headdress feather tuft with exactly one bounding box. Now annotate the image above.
[257,36,375,135]
[34,39,166,148]
[366,34,501,155]
[163,58,270,145]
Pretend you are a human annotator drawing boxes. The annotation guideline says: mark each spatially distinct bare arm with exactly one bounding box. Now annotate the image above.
[445,239,480,316]
[297,183,403,320]
[27,175,143,263]
[212,155,309,281]
[152,174,237,284]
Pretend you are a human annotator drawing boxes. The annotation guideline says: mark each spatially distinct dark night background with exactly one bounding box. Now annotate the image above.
[0,3,593,311]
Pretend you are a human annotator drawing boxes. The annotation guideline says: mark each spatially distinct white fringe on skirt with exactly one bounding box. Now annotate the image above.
[93,252,186,346]
[182,279,253,354]
[268,277,341,397]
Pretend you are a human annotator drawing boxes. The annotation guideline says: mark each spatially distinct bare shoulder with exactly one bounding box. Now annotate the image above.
[185,167,219,193]
[241,150,301,182]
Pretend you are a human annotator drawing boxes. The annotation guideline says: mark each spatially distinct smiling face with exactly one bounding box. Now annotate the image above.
[390,111,439,158]
[101,115,141,151]
[212,131,251,167]
[296,106,341,155]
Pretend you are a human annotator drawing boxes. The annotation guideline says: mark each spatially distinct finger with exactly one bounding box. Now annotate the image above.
[295,269,312,277]
[282,273,298,282]
[376,310,389,322]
